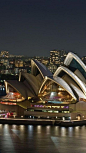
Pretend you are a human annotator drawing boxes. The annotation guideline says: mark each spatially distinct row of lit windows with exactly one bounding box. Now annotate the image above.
[0,87,5,90]
[31,105,69,109]
[27,109,69,114]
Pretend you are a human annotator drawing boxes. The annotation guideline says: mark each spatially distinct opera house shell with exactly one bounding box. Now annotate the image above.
[1,52,86,119]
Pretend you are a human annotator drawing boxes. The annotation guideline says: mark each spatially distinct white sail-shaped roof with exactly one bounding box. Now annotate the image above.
[74,69,86,84]
[39,76,77,101]
[5,80,35,99]
[64,52,86,72]
[54,66,86,95]
[4,52,86,104]
[62,74,86,99]
[19,72,41,95]
[31,59,52,78]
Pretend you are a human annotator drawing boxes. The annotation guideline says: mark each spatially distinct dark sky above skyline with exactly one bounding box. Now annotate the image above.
[0,0,86,57]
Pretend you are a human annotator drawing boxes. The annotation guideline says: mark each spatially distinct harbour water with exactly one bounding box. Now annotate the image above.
[0,124,86,153]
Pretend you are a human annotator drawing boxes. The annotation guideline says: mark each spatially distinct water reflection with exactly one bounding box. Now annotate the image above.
[46,125,50,134]
[28,125,33,137]
[28,125,33,132]
[12,124,16,129]
[61,127,66,136]
[0,125,86,153]
[2,124,16,153]
[20,125,25,131]
[68,127,73,137]
[37,125,41,133]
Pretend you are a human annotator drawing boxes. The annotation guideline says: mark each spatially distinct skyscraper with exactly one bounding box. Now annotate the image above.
[50,50,67,66]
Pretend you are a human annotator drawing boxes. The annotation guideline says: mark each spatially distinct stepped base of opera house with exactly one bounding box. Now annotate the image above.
[0,100,86,121]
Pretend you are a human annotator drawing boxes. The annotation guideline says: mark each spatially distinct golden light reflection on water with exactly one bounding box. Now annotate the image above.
[20,125,25,132]
[1,124,86,153]
[61,127,66,136]
[37,125,41,133]
[75,126,79,130]
[0,124,2,130]
[46,125,50,134]
[54,126,59,135]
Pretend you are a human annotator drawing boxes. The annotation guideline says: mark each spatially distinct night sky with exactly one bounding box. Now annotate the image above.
[0,0,86,57]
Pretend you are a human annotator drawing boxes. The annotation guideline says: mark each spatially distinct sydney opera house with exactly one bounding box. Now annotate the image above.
[0,52,86,120]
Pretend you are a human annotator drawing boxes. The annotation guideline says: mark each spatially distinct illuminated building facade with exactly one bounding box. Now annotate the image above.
[0,51,9,58]
[82,56,86,65]
[15,59,23,67]
[50,50,67,65]
[1,52,86,119]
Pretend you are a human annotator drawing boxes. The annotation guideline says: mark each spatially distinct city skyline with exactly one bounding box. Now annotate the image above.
[0,0,86,57]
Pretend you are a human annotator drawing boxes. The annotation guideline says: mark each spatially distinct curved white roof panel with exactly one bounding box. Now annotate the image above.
[62,74,86,99]
[54,66,86,95]
[39,76,77,101]
[31,60,52,78]
[53,76,77,100]
[64,52,86,72]
[5,80,35,99]
[74,69,86,84]
[20,72,41,95]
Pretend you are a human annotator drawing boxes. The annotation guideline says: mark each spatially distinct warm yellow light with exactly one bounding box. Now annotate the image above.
[58,92,60,94]
[28,97,31,100]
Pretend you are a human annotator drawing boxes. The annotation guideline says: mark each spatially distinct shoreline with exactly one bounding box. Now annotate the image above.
[0,118,86,127]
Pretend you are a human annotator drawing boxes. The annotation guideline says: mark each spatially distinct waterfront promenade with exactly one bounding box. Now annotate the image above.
[0,118,86,126]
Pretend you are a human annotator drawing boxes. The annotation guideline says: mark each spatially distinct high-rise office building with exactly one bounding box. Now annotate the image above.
[50,50,67,66]
[15,59,23,67]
